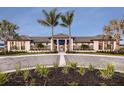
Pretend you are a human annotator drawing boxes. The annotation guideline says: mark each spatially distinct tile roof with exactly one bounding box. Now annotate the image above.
[29,37,50,43]
[53,33,69,37]
[7,34,116,43]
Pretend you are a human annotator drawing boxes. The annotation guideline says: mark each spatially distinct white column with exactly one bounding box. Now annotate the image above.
[70,38,73,51]
[7,41,10,52]
[93,41,99,51]
[57,39,59,52]
[103,41,105,51]
[18,42,21,51]
[25,41,30,52]
[50,38,53,51]
[113,41,116,51]
[65,39,67,52]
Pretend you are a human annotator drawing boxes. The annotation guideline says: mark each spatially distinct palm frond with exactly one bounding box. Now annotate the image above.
[61,10,74,27]
[42,9,50,19]
[39,20,51,27]
[61,15,67,24]
[55,13,61,22]
[54,22,59,26]
[60,23,68,27]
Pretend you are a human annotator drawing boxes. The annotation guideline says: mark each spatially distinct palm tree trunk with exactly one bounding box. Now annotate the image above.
[69,26,71,52]
[51,26,54,52]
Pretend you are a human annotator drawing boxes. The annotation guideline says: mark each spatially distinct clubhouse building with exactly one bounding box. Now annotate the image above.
[6,33,117,52]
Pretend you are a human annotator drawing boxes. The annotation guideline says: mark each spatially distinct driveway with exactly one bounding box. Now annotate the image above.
[65,54,124,72]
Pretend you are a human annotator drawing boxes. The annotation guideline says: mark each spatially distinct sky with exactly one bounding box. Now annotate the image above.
[0,7,124,44]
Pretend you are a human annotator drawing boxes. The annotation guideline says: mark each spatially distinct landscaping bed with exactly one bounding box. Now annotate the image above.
[67,51,124,56]
[1,64,124,86]
[0,51,58,56]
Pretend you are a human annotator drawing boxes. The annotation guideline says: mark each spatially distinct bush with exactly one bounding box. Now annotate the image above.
[88,64,95,71]
[35,65,49,78]
[22,70,30,81]
[53,63,59,69]
[35,64,41,73]
[62,66,70,75]
[0,72,9,85]
[68,62,77,70]
[0,51,27,55]
[100,64,115,79]
[67,81,78,86]
[15,64,21,75]
[97,50,124,55]
[77,66,86,76]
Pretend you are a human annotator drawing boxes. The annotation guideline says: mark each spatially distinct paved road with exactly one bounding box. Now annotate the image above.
[0,53,124,73]
[0,54,60,72]
[65,54,124,72]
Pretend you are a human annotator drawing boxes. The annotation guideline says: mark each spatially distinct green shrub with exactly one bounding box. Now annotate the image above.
[67,81,78,86]
[15,64,21,75]
[53,63,59,69]
[100,64,115,79]
[77,66,86,76]
[22,70,30,81]
[68,62,77,69]
[35,64,41,73]
[0,72,9,85]
[88,64,94,71]
[62,66,70,75]
[35,65,49,78]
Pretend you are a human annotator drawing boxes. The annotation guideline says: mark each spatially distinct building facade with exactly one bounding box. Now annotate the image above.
[6,33,117,52]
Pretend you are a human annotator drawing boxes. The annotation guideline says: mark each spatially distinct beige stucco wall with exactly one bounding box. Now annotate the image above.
[93,41,99,51]
[7,41,31,52]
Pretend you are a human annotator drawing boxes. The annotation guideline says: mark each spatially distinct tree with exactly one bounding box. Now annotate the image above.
[0,20,19,54]
[103,18,124,51]
[38,8,61,52]
[60,10,74,51]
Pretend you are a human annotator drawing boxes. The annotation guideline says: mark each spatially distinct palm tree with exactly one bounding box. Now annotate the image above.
[103,26,113,51]
[104,19,124,51]
[60,10,74,51]
[38,8,61,52]
[110,20,121,51]
[8,23,19,37]
[0,20,19,54]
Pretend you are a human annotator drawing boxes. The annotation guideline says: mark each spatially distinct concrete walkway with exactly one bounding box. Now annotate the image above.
[58,52,66,66]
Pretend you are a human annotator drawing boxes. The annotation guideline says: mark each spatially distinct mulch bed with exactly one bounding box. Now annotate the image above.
[3,67,124,86]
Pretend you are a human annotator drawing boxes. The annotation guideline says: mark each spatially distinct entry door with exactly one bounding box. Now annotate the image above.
[59,40,65,52]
